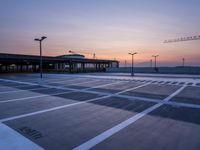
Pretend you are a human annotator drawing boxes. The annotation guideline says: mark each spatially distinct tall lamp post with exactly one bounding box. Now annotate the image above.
[152,55,159,71]
[34,36,47,78]
[129,52,137,76]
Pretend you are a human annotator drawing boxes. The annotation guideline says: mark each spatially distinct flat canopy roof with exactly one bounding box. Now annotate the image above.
[0,53,119,64]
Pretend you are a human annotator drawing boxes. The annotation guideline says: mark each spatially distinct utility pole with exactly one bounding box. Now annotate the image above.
[125,60,127,67]
[150,59,152,68]
[129,52,137,76]
[182,58,185,67]
[34,36,47,78]
[93,53,96,59]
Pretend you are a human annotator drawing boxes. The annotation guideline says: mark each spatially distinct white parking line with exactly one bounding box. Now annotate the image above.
[1,78,196,111]
[42,80,125,92]
[2,80,197,111]
[0,80,121,103]
[0,90,73,103]
[0,84,36,89]
[116,83,150,95]
[46,78,82,84]
[22,77,71,83]
[0,123,44,150]
[0,80,99,94]
[0,79,37,86]
[66,79,101,86]
[0,83,148,122]
[73,84,187,150]
[83,81,124,91]
[0,95,109,123]
[0,87,51,94]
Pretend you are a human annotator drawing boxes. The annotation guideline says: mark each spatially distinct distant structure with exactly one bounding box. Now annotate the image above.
[163,35,199,67]
[150,59,152,68]
[164,35,200,43]
[182,58,185,67]
[0,53,119,73]
[69,50,95,59]
[58,54,85,59]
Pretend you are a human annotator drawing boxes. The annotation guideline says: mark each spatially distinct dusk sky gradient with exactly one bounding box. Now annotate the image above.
[0,0,200,66]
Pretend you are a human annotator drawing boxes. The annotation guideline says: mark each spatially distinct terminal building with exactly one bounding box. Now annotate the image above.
[0,53,119,73]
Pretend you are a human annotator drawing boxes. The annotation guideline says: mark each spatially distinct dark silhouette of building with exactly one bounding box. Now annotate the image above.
[0,53,119,73]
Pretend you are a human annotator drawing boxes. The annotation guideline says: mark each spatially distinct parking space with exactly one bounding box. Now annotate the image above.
[0,85,34,93]
[0,82,28,87]
[0,73,200,150]
[0,87,71,102]
[172,86,200,105]
[46,78,89,86]
[121,84,180,100]
[0,96,76,119]
[5,97,155,150]
[90,81,142,94]
[93,104,200,150]
[66,79,116,90]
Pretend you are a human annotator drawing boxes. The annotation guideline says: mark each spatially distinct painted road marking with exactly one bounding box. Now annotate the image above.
[0,80,121,103]
[73,84,187,150]
[0,95,111,122]
[0,79,37,86]
[0,90,73,103]
[0,83,148,122]
[66,79,101,86]
[0,80,99,94]
[83,81,125,91]
[46,78,82,84]
[1,78,199,110]
[0,84,36,89]
[0,87,51,94]
[0,123,44,150]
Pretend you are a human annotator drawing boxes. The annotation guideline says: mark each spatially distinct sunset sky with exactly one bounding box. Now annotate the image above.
[0,0,200,66]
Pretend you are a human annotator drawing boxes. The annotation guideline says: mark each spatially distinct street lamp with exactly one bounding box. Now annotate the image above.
[152,55,159,72]
[34,36,47,78]
[129,52,137,76]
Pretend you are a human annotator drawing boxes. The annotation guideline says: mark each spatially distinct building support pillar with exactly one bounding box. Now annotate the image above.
[81,63,85,72]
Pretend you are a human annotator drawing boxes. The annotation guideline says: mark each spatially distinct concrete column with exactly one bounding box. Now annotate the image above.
[55,63,58,71]
[5,65,8,72]
[69,61,72,73]
[26,65,29,71]
[95,64,98,71]
[81,63,85,72]
[20,64,23,72]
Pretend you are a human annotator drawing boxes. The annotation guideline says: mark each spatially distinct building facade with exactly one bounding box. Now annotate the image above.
[0,53,119,73]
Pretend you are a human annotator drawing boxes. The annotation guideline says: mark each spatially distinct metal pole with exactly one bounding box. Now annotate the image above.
[131,54,133,76]
[40,41,42,78]
[129,52,137,77]
[152,55,159,72]
[35,36,46,79]
[133,54,135,76]
[150,59,152,68]
[182,58,185,67]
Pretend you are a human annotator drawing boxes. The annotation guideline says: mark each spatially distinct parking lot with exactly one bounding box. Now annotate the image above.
[0,73,200,150]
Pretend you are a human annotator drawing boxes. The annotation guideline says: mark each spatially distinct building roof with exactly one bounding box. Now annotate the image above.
[0,53,119,64]
[57,54,85,59]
